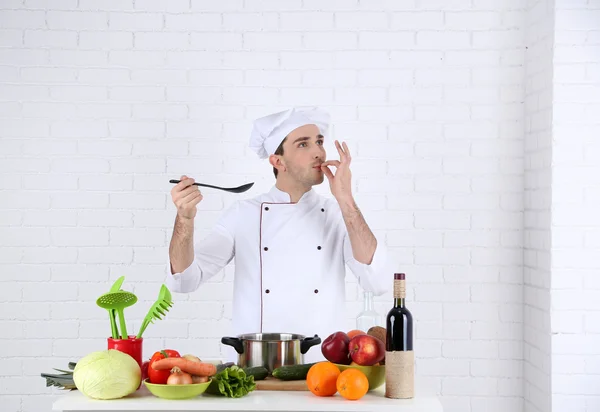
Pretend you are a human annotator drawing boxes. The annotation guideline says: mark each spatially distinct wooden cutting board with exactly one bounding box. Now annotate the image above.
[255,376,309,391]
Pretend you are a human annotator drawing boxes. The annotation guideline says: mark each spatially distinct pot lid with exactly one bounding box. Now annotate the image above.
[236,333,308,341]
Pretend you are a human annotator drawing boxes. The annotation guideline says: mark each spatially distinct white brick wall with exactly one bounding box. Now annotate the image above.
[0,1,595,412]
[523,1,553,411]
[551,1,600,412]
[0,1,522,411]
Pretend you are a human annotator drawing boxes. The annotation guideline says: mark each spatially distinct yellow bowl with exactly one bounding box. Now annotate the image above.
[334,363,385,390]
[143,378,212,400]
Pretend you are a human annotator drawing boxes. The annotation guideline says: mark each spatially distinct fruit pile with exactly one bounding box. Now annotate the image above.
[321,327,386,366]
[302,327,387,401]
[306,362,369,400]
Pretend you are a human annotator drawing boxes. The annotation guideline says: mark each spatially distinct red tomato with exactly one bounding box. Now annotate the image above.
[141,360,150,382]
[148,349,181,384]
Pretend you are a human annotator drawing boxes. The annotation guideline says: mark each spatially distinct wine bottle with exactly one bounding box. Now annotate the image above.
[385,273,414,399]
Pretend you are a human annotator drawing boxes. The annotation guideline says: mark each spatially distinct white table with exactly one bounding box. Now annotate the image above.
[52,385,443,412]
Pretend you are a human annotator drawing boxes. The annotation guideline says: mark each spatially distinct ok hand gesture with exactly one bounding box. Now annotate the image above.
[321,140,353,203]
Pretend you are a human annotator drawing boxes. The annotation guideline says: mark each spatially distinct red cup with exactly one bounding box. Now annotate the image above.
[107,335,143,369]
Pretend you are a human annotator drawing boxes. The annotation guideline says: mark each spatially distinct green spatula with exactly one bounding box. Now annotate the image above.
[136,285,173,339]
[107,276,125,339]
[97,291,137,340]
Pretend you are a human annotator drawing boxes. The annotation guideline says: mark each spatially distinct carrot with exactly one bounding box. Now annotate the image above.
[151,357,217,376]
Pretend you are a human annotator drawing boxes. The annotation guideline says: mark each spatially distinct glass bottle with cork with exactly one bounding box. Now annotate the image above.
[385,272,414,399]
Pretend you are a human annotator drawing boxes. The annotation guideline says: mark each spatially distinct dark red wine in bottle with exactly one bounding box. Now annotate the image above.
[385,273,414,399]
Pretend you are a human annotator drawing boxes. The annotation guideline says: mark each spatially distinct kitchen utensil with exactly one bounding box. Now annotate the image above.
[136,284,173,339]
[255,377,309,391]
[107,276,125,339]
[144,378,212,400]
[96,291,137,340]
[169,179,254,193]
[221,333,321,373]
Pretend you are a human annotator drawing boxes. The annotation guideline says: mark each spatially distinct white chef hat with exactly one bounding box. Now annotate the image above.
[249,106,331,159]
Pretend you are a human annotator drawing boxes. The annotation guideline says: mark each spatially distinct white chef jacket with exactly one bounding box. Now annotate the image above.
[165,185,391,364]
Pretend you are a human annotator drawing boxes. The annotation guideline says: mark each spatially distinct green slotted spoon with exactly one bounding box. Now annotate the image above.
[136,285,173,339]
[107,276,125,339]
[97,291,137,340]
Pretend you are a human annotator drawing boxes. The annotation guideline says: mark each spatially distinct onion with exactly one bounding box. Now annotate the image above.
[192,375,209,384]
[182,354,202,363]
[179,355,209,384]
[167,367,193,385]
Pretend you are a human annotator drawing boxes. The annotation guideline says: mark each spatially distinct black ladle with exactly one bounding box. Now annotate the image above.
[169,179,254,194]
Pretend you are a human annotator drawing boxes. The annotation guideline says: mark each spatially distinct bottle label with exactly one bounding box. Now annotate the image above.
[384,350,414,399]
[393,279,406,299]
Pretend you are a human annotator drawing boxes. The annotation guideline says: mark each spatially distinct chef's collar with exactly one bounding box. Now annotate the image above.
[268,185,317,204]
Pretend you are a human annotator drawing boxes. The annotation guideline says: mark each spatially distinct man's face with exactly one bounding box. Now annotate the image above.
[280,124,327,186]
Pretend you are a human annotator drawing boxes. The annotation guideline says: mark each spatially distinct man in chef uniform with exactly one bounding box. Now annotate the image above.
[166,107,390,364]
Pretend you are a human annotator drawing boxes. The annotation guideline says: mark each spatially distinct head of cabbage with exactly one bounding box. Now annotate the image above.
[73,349,141,400]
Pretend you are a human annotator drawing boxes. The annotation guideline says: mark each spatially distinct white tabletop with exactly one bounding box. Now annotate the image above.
[52,385,443,412]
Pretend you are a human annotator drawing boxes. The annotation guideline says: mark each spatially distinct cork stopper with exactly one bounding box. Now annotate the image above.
[393,273,406,299]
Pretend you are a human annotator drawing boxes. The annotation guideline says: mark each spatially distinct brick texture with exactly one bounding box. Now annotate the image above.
[523,1,553,411]
[550,1,600,412]
[0,1,596,412]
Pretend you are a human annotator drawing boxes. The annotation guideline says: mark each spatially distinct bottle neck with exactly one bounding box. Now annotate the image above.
[394,297,405,308]
[393,279,406,307]
[363,291,374,310]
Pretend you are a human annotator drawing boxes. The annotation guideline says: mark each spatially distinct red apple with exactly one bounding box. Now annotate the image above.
[321,331,351,365]
[348,335,385,366]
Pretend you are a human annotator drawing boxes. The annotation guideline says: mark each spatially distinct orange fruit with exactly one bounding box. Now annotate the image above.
[336,368,369,400]
[347,329,366,339]
[306,362,340,397]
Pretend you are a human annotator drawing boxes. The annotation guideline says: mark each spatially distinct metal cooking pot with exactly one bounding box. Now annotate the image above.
[221,333,321,372]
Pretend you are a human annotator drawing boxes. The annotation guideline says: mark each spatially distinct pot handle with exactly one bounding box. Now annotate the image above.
[221,337,244,354]
[300,334,321,354]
